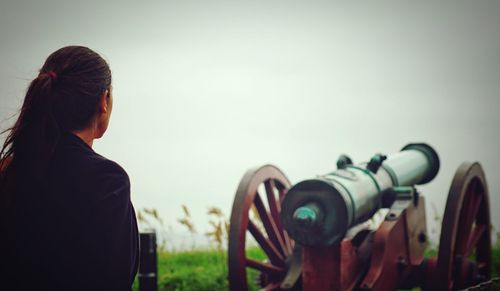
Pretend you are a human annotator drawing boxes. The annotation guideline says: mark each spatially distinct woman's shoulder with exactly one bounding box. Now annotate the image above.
[98,157,129,189]
[82,152,131,193]
[51,136,131,198]
[90,152,128,178]
[55,152,131,202]
[56,133,129,179]
[92,156,131,200]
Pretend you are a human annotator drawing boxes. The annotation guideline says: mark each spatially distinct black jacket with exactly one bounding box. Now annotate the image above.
[1,133,139,290]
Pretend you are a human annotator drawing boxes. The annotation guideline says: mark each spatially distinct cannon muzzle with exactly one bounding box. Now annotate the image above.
[280,143,439,246]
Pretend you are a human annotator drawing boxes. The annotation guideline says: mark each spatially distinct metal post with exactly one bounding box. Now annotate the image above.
[139,231,157,291]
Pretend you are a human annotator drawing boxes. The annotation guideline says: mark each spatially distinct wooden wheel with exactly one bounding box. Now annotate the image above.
[436,162,491,290]
[228,165,299,291]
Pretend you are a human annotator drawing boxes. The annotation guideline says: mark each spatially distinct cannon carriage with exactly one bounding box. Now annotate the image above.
[227,144,491,291]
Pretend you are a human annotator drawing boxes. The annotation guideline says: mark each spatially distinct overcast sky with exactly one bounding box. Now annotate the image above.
[1,0,499,247]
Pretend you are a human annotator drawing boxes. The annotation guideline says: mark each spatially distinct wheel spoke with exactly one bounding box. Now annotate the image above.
[248,220,285,266]
[254,193,288,257]
[468,190,483,221]
[246,258,284,275]
[265,180,282,229]
[264,180,289,254]
[465,224,486,257]
[274,182,293,254]
[457,192,483,253]
[278,185,286,204]
[282,230,292,255]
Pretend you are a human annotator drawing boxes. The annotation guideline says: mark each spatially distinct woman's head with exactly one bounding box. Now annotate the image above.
[0,46,112,173]
[39,46,112,133]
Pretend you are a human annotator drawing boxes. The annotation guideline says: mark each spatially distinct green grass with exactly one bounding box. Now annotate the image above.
[245,247,268,291]
[133,249,228,291]
[493,244,500,291]
[132,248,267,291]
[133,244,500,290]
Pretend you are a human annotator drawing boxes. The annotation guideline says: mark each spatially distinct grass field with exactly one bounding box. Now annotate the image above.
[132,244,500,291]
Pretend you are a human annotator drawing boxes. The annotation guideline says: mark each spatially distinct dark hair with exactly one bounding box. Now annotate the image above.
[0,46,111,181]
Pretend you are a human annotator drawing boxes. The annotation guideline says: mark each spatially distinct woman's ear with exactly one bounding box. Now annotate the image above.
[94,89,112,139]
[98,90,109,114]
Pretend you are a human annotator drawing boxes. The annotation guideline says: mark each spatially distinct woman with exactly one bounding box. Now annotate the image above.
[0,46,138,290]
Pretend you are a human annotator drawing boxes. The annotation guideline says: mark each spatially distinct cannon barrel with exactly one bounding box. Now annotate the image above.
[280,143,439,246]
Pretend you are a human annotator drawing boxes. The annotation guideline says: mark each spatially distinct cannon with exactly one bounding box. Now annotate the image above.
[228,143,491,291]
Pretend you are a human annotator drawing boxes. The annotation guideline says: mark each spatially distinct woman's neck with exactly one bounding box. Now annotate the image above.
[72,128,95,148]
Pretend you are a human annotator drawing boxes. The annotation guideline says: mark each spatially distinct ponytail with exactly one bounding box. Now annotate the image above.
[6,72,61,176]
[0,73,59,211]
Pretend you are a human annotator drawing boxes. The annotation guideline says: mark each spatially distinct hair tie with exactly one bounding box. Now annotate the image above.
[47,71,57,80]
[41,71,57,81]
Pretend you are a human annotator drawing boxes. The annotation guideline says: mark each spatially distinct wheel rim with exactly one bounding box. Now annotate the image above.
[228,165,295,291]
[437,162,491,290]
